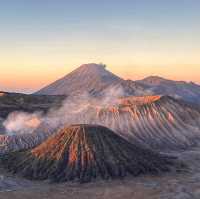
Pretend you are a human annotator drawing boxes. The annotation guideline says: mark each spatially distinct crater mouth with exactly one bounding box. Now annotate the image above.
[118,95,162,106]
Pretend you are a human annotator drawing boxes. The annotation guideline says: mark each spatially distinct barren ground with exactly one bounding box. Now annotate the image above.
[1,148,200,199]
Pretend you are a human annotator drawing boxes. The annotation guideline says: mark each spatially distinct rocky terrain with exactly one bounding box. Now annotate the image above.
[0,64,200,154]
[1,63,200,198]
[2,147,200,199]
[0,91,65,119]
[96,95,200,150]
[52,95,200,151]
[1,94,200,154]
[0,124,179,183]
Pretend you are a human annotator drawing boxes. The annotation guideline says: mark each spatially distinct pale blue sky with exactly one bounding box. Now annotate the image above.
[0,0,200,92]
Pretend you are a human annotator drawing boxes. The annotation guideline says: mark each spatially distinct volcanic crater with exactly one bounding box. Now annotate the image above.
[0,124,179,183]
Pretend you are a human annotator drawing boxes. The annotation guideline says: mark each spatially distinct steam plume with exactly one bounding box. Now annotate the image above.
[2,86,126,135]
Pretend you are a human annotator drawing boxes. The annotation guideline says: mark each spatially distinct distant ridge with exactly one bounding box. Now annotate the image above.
[35,63,200,104]
[137,76,200,104]
[1,124,178,183]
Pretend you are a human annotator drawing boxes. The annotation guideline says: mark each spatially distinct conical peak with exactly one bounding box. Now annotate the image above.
[35,63,121,95]
[72,63,107,74]
[1,123,179,183]
[30,124,116,157]
[71,63,117,79]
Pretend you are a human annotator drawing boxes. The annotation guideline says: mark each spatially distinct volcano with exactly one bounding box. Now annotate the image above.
[2,95,200,154]
[35,63,122,96]
[92,96,200,150]
[57,95,200,150]
[1,124,178,183]
[34,63,200,104]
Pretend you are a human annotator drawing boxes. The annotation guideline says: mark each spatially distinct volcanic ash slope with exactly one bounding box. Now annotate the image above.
[97,96,200,150]
[66,95,200,150]
[0,125,179,183]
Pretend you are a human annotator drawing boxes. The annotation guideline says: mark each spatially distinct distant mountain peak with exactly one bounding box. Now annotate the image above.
[34,63,200,104]
[35,63,121,96]
[70,63,111,77]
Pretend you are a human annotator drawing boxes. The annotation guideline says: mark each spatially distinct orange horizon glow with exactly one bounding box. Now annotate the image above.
[1,1,200,93]
[0,63,199,93]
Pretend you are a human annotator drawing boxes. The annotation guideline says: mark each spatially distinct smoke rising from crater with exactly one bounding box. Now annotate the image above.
[2,84,200,150]
[3,112,42,135]
[3,86,126,135]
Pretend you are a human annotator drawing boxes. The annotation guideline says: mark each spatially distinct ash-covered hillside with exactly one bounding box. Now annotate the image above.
[1,124,179,183]
[55,95,200,150]
[1,95,200,154]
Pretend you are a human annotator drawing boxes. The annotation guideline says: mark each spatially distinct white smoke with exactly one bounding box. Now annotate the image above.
[44,86,126,126]
[2,86,126,135]
[3,111,42,135]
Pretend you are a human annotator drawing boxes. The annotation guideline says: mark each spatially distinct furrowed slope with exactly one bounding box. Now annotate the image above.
[95,96,200,150]
[1,95,200,153]
[62,96,200,150]
[1,124,178,183]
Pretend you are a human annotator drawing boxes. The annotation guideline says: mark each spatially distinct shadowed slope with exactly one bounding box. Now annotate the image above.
[1,124,178,183]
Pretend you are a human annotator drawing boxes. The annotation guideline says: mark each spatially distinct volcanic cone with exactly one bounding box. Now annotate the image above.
[1,124,179,183]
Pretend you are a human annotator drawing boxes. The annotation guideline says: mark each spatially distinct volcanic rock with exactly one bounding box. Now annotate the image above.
[1,124,178,183]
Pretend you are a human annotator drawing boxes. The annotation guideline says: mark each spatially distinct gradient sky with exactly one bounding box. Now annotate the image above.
[0,0,200,93]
